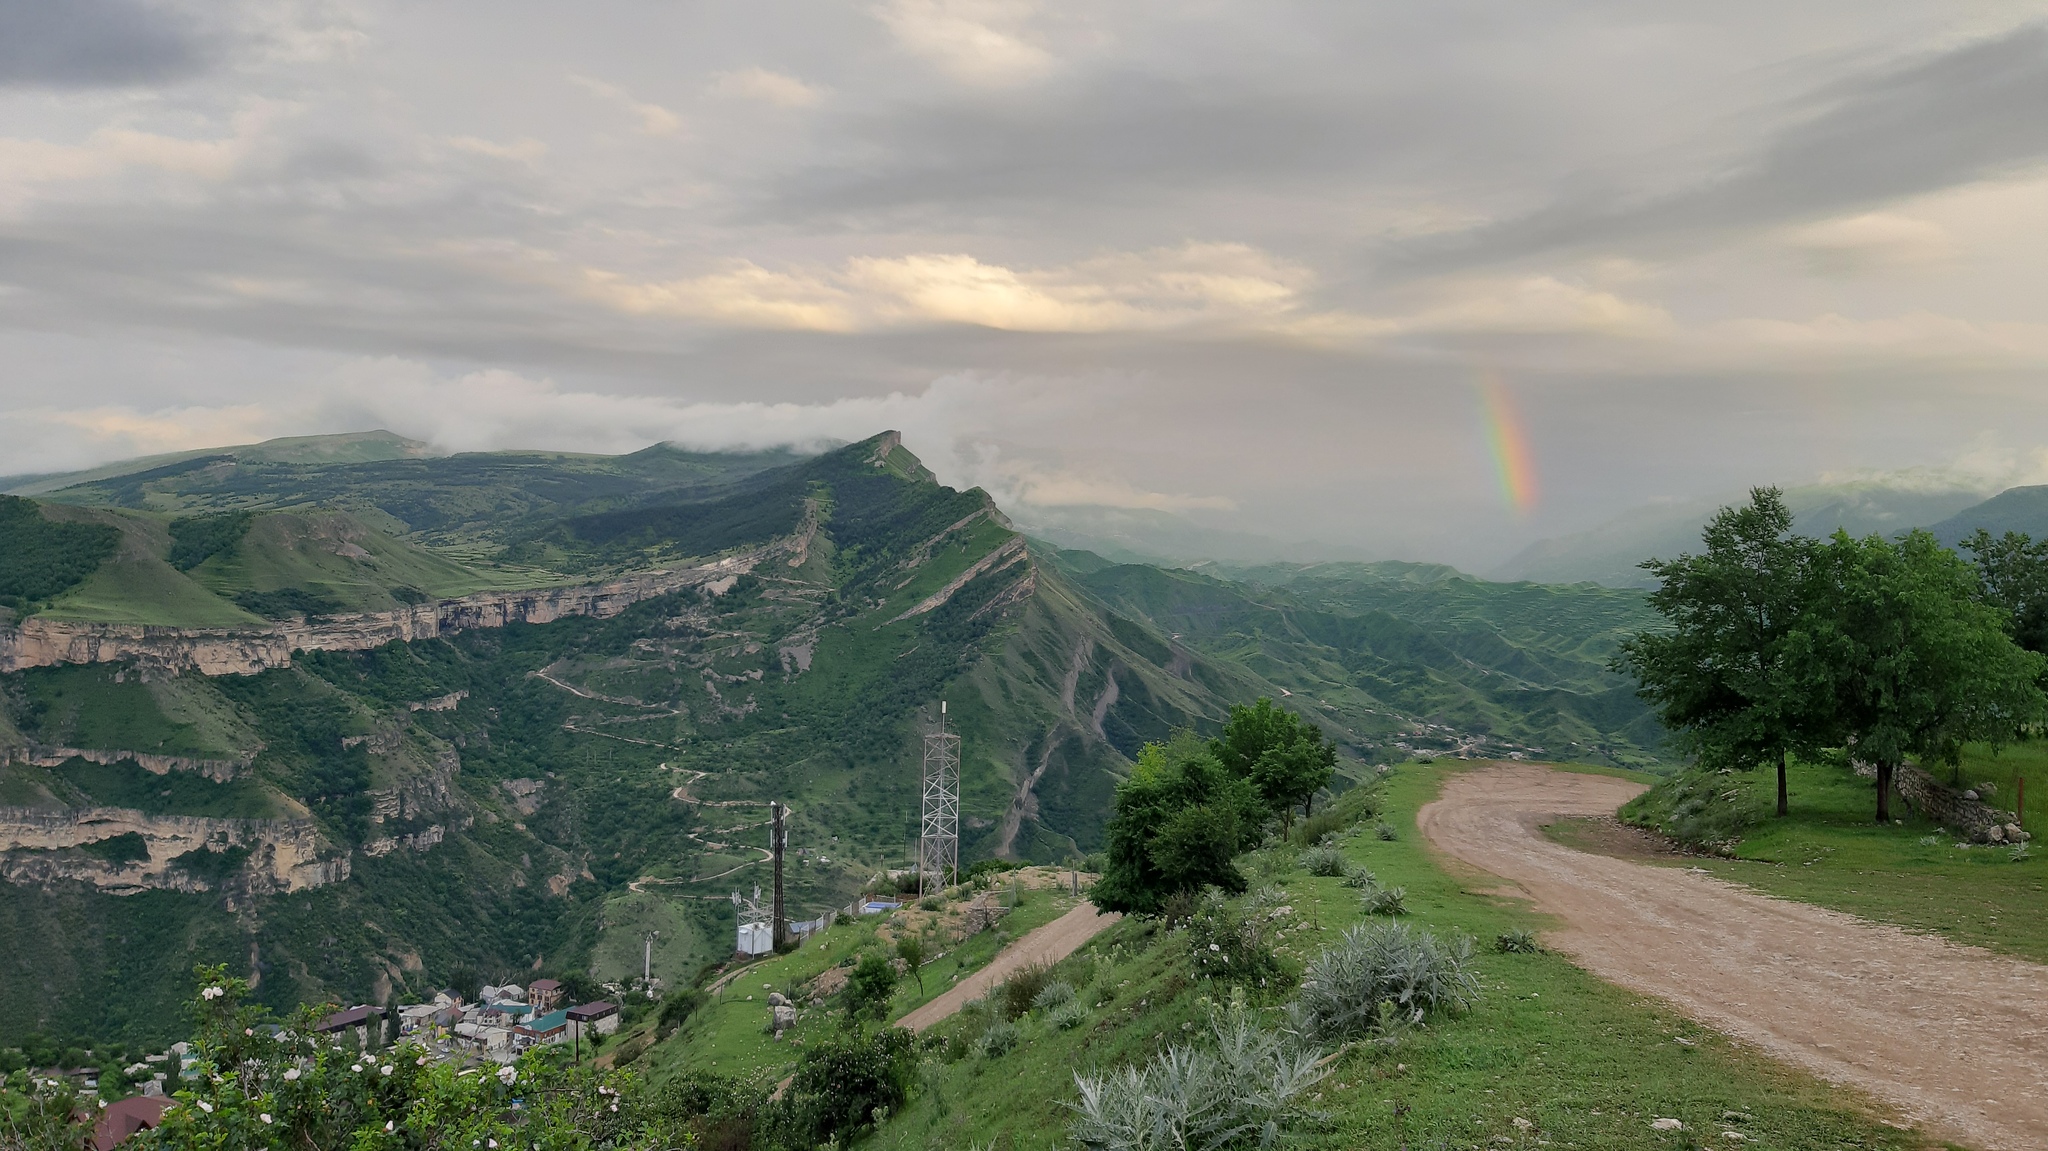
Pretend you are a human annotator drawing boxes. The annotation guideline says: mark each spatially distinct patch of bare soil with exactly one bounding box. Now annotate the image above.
[894,902,1121,1033]
[1538,813,1687,861]
[1420,763,2048,1151]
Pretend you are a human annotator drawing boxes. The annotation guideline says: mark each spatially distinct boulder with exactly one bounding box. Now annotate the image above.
[767,992,790,1007]
[772,1005,797,1031]
[2005,824,2030,843]
[1964,790,1980,801]
[1986,825,2007,844]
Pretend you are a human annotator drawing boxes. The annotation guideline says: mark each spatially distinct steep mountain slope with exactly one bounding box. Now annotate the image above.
[1929,485,2048,546]
[0,433,1663,1046]
[1496,481,1989,587]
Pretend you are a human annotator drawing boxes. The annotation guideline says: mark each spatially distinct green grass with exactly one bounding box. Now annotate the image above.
[1625,751,2048,965]
[19,664,236,756]
[868,764,1938,1151]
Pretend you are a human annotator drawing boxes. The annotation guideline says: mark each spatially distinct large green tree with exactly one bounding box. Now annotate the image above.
[1210,698,1337,833]
[1964,529,2048,655]
[1798,529,2047,820]
[1616,488,1816,816]
[1092,733,1267,915]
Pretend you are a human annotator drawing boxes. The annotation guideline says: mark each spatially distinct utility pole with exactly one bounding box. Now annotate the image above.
[918,702,961,898]
[771,801,788,949]
[643,932,657,987]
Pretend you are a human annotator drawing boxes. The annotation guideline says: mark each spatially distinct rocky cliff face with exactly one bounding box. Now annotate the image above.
[0,552,769,675]
[0,806,349,894]
[0,744,252,782]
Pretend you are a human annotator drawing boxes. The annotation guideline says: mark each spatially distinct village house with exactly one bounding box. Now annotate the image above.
[566,1001,620,1042]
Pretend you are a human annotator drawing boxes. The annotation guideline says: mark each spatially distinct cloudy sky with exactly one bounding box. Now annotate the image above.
[4,1,2048,567]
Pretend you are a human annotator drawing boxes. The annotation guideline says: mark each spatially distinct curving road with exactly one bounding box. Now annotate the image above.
[1418,763,2048,1151]
[895,902,1122,1032]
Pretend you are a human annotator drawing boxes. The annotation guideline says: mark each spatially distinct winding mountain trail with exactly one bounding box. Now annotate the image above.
[1418,763,2048,1151]
[895,902,1121,1032]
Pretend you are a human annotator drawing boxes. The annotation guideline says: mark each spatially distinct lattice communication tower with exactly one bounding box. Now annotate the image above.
[918,701,960,897]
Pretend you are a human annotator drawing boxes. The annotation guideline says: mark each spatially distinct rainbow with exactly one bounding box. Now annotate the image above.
[1479,375,1538,514]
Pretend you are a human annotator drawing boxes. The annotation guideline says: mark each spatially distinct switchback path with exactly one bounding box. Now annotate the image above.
[895,902,1121,1032]
[1418,763,2048,1151]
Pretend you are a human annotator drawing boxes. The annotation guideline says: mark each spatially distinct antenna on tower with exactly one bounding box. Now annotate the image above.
[918,701,960,897]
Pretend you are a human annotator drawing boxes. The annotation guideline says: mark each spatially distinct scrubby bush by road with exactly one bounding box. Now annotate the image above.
[1288,921,1479,1045]
[1069,1007,1327,1151]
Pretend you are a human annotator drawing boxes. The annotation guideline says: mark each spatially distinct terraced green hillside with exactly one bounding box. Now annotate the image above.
[0,433,1664,1045]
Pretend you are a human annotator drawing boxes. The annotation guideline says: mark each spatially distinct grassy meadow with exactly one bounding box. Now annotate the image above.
[1620,748,2048,965]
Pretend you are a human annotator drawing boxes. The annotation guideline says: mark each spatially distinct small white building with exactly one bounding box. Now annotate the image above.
[737,920,774,956]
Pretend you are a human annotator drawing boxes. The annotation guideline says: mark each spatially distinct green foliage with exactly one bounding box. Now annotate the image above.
[1616,488,1813,815]
[895,933,927,993]
[766,1026,917,1148]
[0,497,119,615]
[1495,929,1542,954]
[976,1019,1021,1058]
[1030,980,1076,1012]
[999,965,1051,1021]
[1620,767,1771,847]
[168,843,254,885]
[1211,698,1337,831]
[1965,528,2048,653]
[1068,1003,1328,1151]
[1183,891,1288,989]
[1800,529,2048,820]
[1286,921,1478,1045]
[1372,821,1397,841]
[167,511,253,571]
[1093,734,1266,916]
[1300,843,1347,877]
[844,952,900,1022]
[233,585,346,620]
[657,988,707,1037]
[81,832,149,867]
[1358,883,1407,916]
[1045,998,1091,1031]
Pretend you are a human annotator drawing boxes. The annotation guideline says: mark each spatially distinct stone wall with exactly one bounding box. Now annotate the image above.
[1854,761,2030,843]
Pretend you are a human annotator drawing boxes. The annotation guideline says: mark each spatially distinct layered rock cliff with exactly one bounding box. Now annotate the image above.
[0,806,349,894]
[0,551,770,675]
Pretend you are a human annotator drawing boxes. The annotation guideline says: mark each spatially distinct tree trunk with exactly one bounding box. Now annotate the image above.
[1776,750,1789,817]
[1875,761,1893,823]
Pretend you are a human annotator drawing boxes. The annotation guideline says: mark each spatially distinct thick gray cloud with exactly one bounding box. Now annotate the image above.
[0,0,210,86]
[1402,23,2048,268]
[1,0,2046,570]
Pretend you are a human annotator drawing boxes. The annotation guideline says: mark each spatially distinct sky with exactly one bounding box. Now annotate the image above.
[3,1,2048,569]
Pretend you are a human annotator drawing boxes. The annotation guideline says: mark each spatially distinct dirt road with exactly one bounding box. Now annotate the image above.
[896,902,1122,1032]
[1418,763,2048,1151]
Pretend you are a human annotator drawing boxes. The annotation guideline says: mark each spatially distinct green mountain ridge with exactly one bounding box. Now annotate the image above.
[0,431,1663,1046]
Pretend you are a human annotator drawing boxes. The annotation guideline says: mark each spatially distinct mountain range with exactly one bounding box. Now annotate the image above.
[0,430,1661,1045]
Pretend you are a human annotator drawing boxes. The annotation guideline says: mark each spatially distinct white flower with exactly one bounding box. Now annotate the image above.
[283,1068,301,1081]
[417,1057,428,1066]
[260,1114,273,1124]
[497,1066,517,1086]
[201,986,225,1000]
[381,1065,393,1076]
[386,1120,396,1133]
[196,1100,214,1113]
[244,1028,254,1036]
[1208,944,1220,952]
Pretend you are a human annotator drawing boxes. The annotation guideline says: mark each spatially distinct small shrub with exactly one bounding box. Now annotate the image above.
[1032,980,1077,1012]
[1287,921,1479,1045]
[1494,929,1541,954]
[978,1020,1020,1058]
[1338,865,1377,888]
[1301,844,1348,877]
[1374,821,1399,842]
[1159,889,1198,927]
[1360,884,1407,916]
[1185,891,1289,988]
[1068,1005,1327,1151]
[1046,999,1091,1031]
[765,1027,917,1148]
[1001,964,1051,1020]
[919,896,942,912]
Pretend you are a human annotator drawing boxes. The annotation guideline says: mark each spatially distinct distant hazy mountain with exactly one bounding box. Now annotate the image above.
[1008,504,1373,567]
[1494,482,1993,587]
[0,430,436,497]
[1929,486,2048,547]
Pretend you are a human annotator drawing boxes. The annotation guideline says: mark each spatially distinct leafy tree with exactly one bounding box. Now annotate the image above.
[765,1026,916,1149]
[1964,529,2048,654]
[1092,733,1267,916]
[0,496,119,616]
[844,952,899,1023]
[1615,488,1816,816]
[1210,699,1337,831]
[894,933,926,994]
[1797,529,2048,819]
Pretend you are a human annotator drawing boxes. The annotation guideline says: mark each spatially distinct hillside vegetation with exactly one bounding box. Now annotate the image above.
[0,433,1664,1045]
